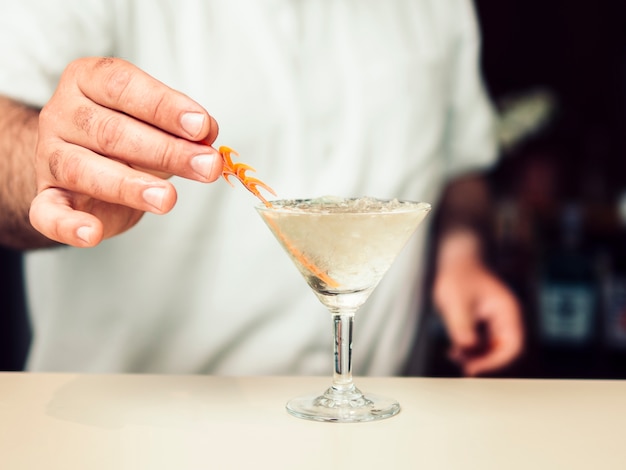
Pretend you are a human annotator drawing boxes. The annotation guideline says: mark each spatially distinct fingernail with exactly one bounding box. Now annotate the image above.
[143,187,166,211]
[181,112,205,138]
[191,154,216,179]
[76,226,94,245]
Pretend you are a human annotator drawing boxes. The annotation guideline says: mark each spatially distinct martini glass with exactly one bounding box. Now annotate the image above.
[256,196,431,423]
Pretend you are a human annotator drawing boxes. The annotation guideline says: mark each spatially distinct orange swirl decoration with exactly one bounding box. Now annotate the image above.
[217,146,338,288]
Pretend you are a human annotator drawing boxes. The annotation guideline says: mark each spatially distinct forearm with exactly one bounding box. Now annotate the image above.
[431,174,524,376]
[0,95,55,249]
[434,173,493,268]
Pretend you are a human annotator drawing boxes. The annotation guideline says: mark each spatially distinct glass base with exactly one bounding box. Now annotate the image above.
[286,385,400,423]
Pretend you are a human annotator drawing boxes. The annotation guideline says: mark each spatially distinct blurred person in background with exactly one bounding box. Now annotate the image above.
[0,0,522,377]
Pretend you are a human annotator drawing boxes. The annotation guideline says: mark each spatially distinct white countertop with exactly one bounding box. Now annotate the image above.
[0,373,624,469]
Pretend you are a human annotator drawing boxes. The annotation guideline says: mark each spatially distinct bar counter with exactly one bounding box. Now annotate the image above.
[0,373,623,469]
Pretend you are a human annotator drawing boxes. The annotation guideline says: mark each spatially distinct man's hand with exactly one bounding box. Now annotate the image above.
[29,57,223,247]
[433,230,524,377]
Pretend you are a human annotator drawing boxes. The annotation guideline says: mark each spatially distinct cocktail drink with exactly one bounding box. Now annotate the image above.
[256,196,431,422]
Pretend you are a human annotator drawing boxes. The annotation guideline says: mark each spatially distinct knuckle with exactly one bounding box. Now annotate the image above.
[63,155,84,187]
[96,114,124,152]
[72,105,95,134]
[151,93,168,122]
[153,137,182,169]
[62,58,83,80]
[146,88,180,132]
[47,148,84,187]
[113,174,133,201]
[38,103,56,129]
[103,64,133,103]
[94,56,117,69]
[48,149,63,181]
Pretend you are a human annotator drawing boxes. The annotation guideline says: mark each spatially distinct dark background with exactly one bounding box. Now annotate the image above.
[0,246,29,370]
[2,1,626,375]
[414,0,626,378]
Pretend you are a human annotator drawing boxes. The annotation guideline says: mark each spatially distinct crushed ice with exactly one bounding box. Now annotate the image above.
[268,196,430,214]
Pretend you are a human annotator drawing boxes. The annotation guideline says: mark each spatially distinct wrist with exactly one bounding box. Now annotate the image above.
[436,229,484,271]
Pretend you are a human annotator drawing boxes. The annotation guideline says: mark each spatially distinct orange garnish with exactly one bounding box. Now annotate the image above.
[262,216,339,288]
[219,146,275,208]
[218,145,338,288]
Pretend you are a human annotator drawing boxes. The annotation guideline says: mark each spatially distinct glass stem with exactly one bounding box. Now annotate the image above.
[332,312,356,392]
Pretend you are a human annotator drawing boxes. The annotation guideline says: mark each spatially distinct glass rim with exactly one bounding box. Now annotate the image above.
[255,197,432,214]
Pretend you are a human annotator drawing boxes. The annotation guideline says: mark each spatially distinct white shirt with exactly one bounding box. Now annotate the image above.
[0,0,497,375]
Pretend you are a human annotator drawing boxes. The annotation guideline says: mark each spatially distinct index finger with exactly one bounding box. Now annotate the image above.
[68,57,218,143]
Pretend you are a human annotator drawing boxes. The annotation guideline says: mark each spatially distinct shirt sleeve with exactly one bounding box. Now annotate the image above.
[0,0,115,108]
[442,0,499,178]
